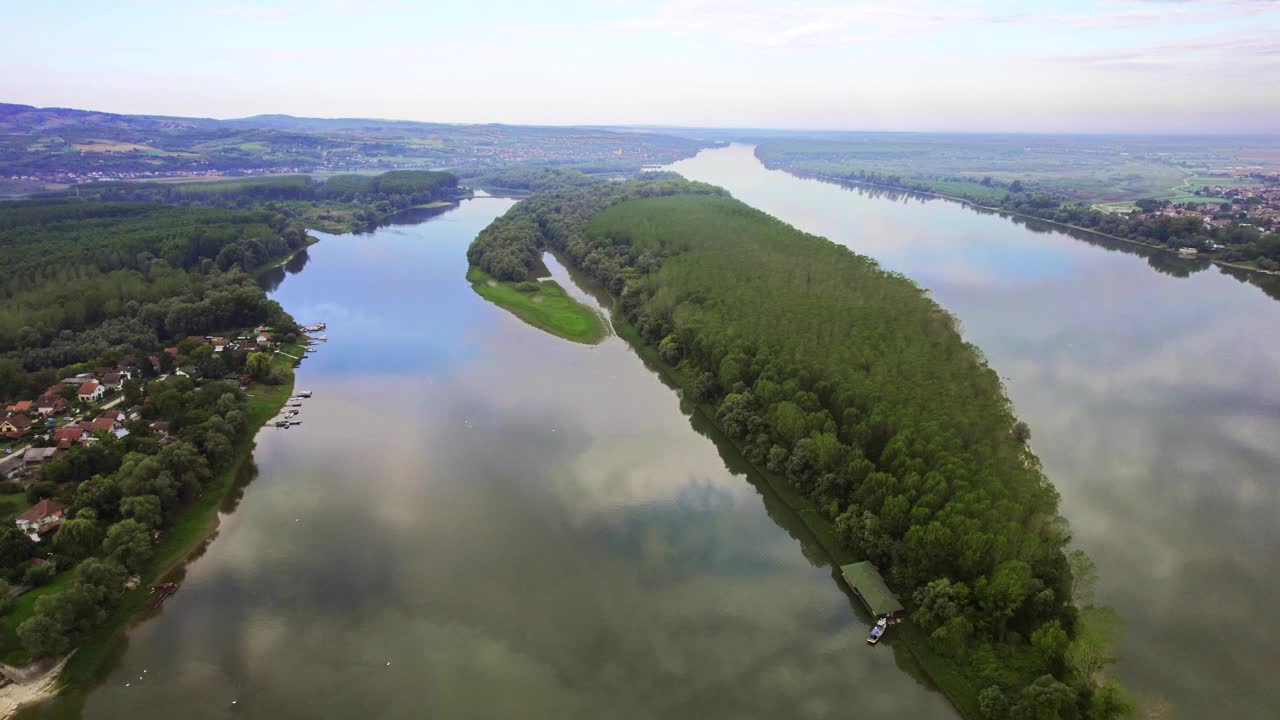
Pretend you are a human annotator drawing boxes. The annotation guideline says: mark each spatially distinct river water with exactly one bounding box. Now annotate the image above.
[25,146,1279,719]
[666,145,1280,719]
[27,193,955,719]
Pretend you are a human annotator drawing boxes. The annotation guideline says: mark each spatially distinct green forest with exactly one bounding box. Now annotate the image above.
[468,181,1131,720]
[0,199,302,399]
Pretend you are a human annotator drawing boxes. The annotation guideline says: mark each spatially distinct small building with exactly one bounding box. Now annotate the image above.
[840,561,905,620]
[53,425,88,445]
[22,446,60,466]
[78,380,104,403]
[35,395,67,417]
[1177,247,1199,257]
[1,414,33,438]
[0,453,24,480]
[101,372,124,390]
[16,498,66,540]
[87,417,118,434]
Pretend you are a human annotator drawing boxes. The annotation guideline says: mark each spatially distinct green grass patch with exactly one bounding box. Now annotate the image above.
[0,493,33,522]
[467,266,607,344]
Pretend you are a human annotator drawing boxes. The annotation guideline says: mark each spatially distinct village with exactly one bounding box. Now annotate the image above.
[0,323,316,534]
[1141,180,1280,233]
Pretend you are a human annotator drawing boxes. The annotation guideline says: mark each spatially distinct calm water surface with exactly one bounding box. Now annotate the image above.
[29,195,956,719]
[27,147,1280,720]
[667,145,1280,719]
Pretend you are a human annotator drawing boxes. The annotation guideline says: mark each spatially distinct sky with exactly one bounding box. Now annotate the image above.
[3,0,1278,133]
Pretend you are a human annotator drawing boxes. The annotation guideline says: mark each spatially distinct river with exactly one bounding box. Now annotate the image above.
[22,193,955,719]
[22,146,1280,720]
[665,145,1280,719]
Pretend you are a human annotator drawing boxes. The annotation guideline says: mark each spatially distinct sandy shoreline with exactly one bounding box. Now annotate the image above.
[0,656,68,719]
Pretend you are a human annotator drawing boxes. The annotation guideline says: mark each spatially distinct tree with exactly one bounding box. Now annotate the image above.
[978,685,1009,720]
[119,494,163,529]
[23,561,56,587]
[73,475,122,520]
[1010,675,1076,720]
[913,577,970,632]
[245,351,272,381]
[1067,549,1098,607]
[981,560,1033,640]
[0,527,36,579]
[1030,620,1069,675]
[1066,607,1123,687]
[0,578,11,614]
[103,519,153,574]
[17,613,70,658]
[53,508,104,561]
[75,557,128,604]
[1088,677,1135,720]
[122,378,144,407]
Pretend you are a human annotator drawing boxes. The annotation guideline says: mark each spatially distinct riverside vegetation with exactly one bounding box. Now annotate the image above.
[0,189,307,692]
[468,178,1132,720]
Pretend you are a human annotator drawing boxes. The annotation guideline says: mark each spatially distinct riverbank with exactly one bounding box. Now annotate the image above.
[792,170,1279,280]
[7,359,298,714]
[467,266,607,344]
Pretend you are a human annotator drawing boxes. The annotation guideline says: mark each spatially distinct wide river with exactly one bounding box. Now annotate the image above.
[25,145,1280,719]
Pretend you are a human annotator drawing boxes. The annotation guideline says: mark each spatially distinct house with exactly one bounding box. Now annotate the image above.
[78,380,104,403]
[98,410,125,423]
[840,561,905,620]
[87,417,117,434]
[0,414,32,438]
[35,395,68,417]
[256,333,272,347]
[53,425,88,445]
[16,498,66,540]
[22,447,60,466]
[101,372,124,390]
[5,400,33,414]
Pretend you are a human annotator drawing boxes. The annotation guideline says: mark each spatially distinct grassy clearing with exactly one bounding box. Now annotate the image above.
[467,267,607,344]
[0,493,32,522]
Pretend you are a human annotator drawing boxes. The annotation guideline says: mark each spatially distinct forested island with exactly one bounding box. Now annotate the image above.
[469,178,1131,720]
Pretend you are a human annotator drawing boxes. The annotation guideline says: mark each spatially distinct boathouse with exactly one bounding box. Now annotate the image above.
[840,561,904,619]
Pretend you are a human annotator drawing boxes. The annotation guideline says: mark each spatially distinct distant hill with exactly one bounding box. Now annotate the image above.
[0,102,712,186]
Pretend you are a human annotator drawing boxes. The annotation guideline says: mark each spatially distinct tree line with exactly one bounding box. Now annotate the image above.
[468,180,1132,719]
[0,199,301,399]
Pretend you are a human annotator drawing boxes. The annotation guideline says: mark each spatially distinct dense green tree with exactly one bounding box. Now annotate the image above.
[53,509,104,561]
[17,613,69,658]
[119,494,163,529]
[0,527,37,580]
[1010,675,1076,720]
[103,519,153,574]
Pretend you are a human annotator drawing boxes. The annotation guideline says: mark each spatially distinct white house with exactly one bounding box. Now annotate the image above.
[78,380,105,403]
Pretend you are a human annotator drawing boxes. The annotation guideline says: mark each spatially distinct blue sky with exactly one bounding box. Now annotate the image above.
[3,0,1278,132]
